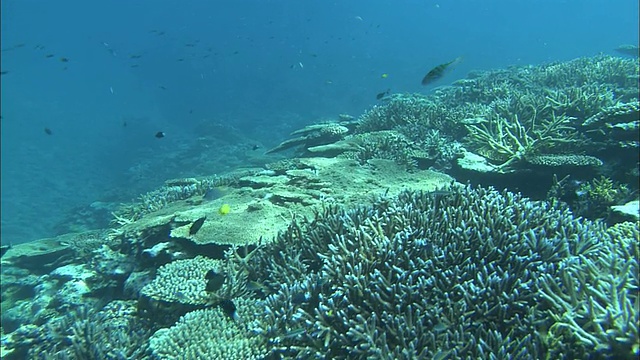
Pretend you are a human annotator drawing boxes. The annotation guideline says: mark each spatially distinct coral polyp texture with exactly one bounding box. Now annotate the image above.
[246,185,639,359]
[149,298,267,360]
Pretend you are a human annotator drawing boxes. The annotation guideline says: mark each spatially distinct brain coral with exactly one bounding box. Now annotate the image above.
[244,185,638,359]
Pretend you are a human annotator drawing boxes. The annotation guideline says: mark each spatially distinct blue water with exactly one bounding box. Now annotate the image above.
[1,0,638,244]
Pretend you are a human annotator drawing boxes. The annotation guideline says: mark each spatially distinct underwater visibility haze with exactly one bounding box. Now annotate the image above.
[0,0,639,359]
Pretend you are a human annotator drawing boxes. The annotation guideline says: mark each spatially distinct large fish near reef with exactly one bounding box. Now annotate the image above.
[421,57,463,85]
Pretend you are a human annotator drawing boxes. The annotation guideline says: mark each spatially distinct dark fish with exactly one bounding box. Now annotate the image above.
[219,299,238,320]
[614,44,639,57]
[155,131,165,138]
[159,86,166,90]
[291,291,310,304]
[376,89,390,100]
[60,57,69,63]
[129,54,142,59]
[189,217,206,235]
[1,43,25,52]
[0,71,8,75]
[421,57,462,86]
[204,270,226,292]
[203,188,224,201]
[1,244,11,258]
[45,54,55,58]
[251,144,260,151]
[44,127,53,135]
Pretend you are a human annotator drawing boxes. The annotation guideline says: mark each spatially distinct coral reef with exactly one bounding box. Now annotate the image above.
[351,55,637,178]
[244,185,638,359]
[148,298,267,360]
[266,119,359,155]
[539,221,639,357]
[2,55,638,360]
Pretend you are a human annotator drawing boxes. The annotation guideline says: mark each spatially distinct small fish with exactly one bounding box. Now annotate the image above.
[218,204,231,215]
[129,54,142,59]
[44,127,53,135]
[204,269,226,292]
[45,54,55,58]
[0,71,8,75]
[376,89,390,100]
[251,144,260,151]
[189,217,206,235]
[380,73,388,79]
[219,299,238,321]
[59,57,69,63]
[155,131,165,138]
[203,188,224,201]
[614,44,639,57]
[421,57,462,86]
[0,244,11,258]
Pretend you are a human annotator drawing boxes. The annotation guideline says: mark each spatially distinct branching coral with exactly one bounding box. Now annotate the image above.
[538,221,639,358]
[465,108,581,172]
[242,185,634,359]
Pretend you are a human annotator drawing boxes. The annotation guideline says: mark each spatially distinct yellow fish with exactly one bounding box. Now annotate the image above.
[381,73,389,79]
[218,204,231,215]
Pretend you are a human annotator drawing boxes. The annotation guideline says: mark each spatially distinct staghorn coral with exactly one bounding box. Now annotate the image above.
[465,108,582,172]
[243,185,636,359]
[539,221,639,358]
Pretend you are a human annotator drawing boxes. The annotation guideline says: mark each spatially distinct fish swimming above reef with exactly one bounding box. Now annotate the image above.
[155,131,165,138]
[204,269,226,292]
[219,299,238,321]
[376,89,390,100]
[421,56,463,86]
[189,217,206,235]
[614,44,639,57]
